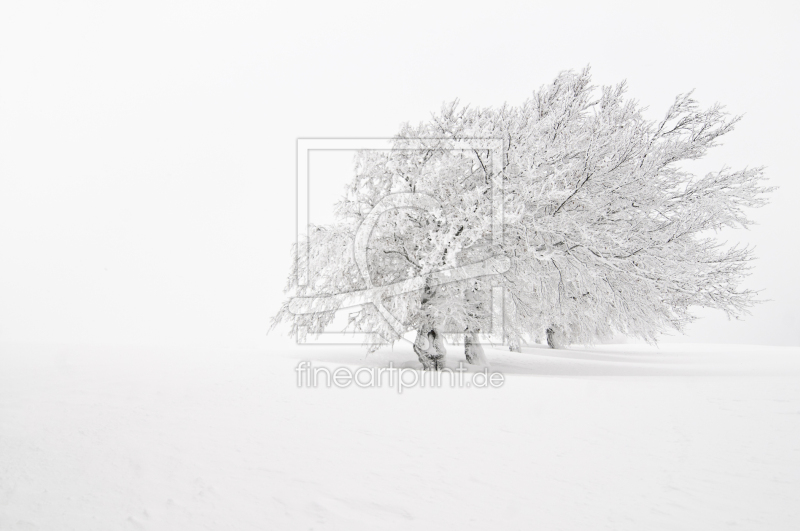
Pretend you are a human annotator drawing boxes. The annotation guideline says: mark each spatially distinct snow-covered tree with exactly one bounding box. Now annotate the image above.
[272,67,773,369]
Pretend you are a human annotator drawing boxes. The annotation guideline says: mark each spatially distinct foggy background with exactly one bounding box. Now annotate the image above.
[1,1,797,350]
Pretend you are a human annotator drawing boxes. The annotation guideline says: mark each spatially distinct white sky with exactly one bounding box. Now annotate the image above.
[1,1,797,349]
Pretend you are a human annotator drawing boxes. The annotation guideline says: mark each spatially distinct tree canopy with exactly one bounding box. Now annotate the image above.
[273,67,772,368]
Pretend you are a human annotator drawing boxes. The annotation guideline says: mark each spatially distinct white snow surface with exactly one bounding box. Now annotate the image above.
[2,342,800,530]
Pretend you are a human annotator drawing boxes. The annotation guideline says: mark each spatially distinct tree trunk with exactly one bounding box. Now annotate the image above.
[546,326,565,349]
[464,332,487,365]
[413,279,448,370]
[413,327,446,370]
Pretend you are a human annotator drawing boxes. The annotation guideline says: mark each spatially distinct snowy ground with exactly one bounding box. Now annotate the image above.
[2,341,799,530]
